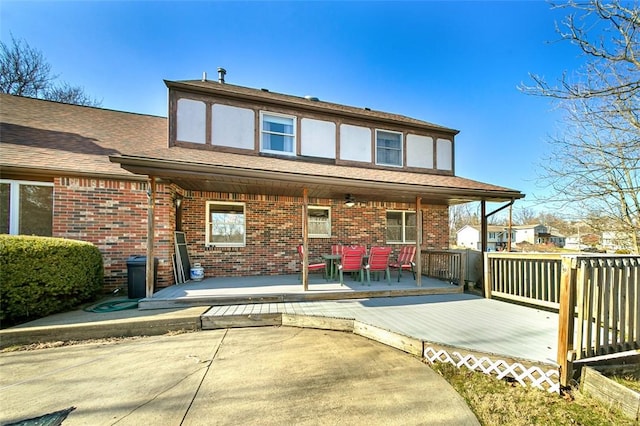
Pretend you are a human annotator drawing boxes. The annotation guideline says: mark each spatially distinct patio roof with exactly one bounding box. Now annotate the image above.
[111,145,523,205]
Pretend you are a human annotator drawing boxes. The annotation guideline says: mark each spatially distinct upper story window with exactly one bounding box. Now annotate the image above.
[206,201,245,247]
[308,206,331,238]
[386,210,416,243]
[0,179,53,236]
[261,112,296,155]
[376,130,403,167]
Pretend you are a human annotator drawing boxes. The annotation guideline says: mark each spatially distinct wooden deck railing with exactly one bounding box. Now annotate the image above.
[484,253,563,309]
[420,250,463,285]
[485,252,640,386]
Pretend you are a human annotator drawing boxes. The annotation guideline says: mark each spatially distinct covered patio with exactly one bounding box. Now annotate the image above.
[139,273,461,309]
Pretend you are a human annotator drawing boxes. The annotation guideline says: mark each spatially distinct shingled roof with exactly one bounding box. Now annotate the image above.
[0,94,167,179]
[166,79,460,134]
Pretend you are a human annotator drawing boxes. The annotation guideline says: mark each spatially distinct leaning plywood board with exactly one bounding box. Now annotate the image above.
[174,231,190,283]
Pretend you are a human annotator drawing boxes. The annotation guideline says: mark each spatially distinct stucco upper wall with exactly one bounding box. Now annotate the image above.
[166,80,457,176]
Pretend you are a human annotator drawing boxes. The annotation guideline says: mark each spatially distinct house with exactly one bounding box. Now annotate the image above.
[512,224,565,248]
[1,72,524,292]
[456,225,515,251]
[512,224,548,245]
[456,223,567,251]
[601,231,633,253]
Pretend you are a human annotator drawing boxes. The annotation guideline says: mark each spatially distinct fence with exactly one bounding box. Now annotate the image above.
[485,252,640,386]
[484,253,562,310]
[420,250,463,285]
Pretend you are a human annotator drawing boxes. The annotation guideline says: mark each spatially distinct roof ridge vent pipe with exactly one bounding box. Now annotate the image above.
[202,71,207,82]
[218,67,226,84]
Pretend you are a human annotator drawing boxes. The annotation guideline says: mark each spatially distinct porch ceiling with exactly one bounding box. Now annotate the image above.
[110,152,525,205]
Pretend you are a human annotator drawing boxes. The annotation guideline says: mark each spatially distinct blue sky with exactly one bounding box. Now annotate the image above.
[1,1,582,213]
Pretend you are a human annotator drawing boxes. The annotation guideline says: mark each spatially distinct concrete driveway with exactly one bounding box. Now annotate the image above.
[0,327,478,425]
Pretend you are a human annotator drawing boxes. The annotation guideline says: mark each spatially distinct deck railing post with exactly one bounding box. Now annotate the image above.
[557,255,577,387]
[483,252,492,298]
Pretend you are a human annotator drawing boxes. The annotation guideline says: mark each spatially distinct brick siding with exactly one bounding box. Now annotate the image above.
[51,178,449,291]
[180,192,449,280]
[52,177,173,292]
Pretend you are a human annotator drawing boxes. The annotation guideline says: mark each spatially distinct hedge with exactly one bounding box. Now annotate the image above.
[0,235,104,325]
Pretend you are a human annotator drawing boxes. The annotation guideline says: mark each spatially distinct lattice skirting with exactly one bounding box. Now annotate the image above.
[424,346,561,393]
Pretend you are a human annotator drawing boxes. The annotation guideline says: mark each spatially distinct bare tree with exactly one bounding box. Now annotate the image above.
[513,207,538,225]
[449,203,480,245]
[0,34,100,106]
[521,0,639,253]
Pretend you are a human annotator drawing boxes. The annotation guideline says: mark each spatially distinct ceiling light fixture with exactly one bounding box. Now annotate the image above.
[344,194,356,207]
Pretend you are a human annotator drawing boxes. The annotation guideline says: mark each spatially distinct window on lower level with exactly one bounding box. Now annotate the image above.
[206,201,245,246]
[386,210,416,243]
[376,130,403,167]
[308,206,331,238]
[261,112,296,155]
[0,180,53,236]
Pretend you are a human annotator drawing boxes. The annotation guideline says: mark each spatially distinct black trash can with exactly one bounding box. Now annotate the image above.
[127,256,158,299]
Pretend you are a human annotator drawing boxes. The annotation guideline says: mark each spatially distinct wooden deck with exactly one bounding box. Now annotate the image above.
[141,273,562,382]
[201,293,560,367]
[139,274,461,310]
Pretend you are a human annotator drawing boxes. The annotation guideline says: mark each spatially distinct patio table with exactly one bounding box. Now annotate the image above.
[322,254,341,280]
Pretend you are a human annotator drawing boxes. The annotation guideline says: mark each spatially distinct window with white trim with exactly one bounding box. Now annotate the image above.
[260,112,296,155]
[308,206,331,238]
[376,130,403,167]
[0,179,53,236]
[206,201,245,246]
[386,210,416,243]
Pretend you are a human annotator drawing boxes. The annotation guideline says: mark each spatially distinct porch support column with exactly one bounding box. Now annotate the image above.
[480,200,487,295]
[146,176,156,298]
[302,188,309,291]
[416,196,422,287]
[507,202,513,252]
[480,200,487,254]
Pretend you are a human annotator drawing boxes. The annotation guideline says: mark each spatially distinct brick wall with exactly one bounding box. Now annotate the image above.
[53,177,174,292]
[180,191,449,279]
[51,177,449,290]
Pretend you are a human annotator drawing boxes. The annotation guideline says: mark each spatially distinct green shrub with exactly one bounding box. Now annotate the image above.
[0,235,103,326]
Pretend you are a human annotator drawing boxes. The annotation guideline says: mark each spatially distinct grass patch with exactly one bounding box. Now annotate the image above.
[431,362,636,425]
[609,366,640,393]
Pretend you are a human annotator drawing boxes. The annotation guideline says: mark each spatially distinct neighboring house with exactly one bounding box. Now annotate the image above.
[1,73,524,291]
[601,231,633,253]
[456,225,516,251]
[512,224,548,245]
[565,232,601,251]
[456,223,566,251]
[564,234,581,251]
[548,233,566,248]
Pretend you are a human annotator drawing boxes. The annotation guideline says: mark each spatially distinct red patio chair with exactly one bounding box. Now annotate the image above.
[297,245,327,281]
[389,246,417,282]
[364,246,392,285]
[348,245,367,255]
[331,244,344,255]
[337,246,364,285]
